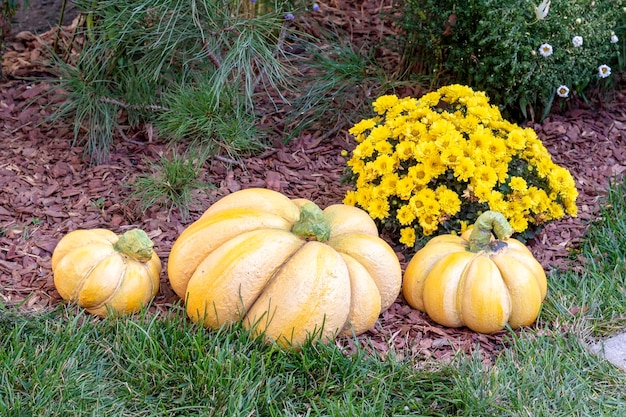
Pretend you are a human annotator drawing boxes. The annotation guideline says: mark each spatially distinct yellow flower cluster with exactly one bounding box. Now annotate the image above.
[343,84,578,248]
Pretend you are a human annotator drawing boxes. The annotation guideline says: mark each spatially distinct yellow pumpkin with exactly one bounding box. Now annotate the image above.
[52,229,161,316]
[168,188,402,348]
[402,211,547,334]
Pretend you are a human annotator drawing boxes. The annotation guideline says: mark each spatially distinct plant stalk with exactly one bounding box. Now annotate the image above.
[113,229,155,262]
[467,211,514,253]
[291,202,331,242]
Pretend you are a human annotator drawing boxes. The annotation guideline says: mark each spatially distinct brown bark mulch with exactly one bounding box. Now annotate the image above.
[1,10,625,363]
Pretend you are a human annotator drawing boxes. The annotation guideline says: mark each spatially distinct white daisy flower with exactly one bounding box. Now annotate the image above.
[598,64,611,78]
[572,36,583,47]
[539,43,553,57]
[557,85,570,98]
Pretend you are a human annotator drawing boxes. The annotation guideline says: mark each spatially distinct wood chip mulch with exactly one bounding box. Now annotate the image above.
[1,12,625,364]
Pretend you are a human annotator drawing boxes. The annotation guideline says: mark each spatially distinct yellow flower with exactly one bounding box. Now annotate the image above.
[395,141,415,160]
[467,103,491,121]
[423,154,447,178]
[418,214,439,236]
[408,164,431,186]
[474,183,495,203]
[527,187,550,212]
[533,157,554,179]
[417,91,441,107]
[472,165,498,189]
[415,141,439,160]
[375,140,394,155]
[421,196,441,216]
[435,130,464,154]
[372,95,399,115]
[396,205,416,225]
[373,154,397,176]
[547,201,565,220]
[411,188,436,208]
[409,188,435,212]
[564,199,578,216]
[519,194,533,211]
[439,84,475,103]
[487,157,512,183]
[396,96,419,112]
[343,190,358,206]
[484,137,508,160]
[380,173,400,191]
[468,126,493,152]
[347,158,365,175]
[368,198,390,220]
[396,177,416,200]
[399,227,416,247]
[389,115,410,138]
[351,139,375,160]
[361,162,379,182]
[372,184,392,201]
[486,190,507,210]
[344,84,578,248]
[455,113,481,134]
[385,103,408,122]
[436,187,462,216]
[509,176,528,192]
[453,157,476,182]
[508,215,529,233]
[349,117,378,139]
[368,125,392,143]
[548,167,576,194]
[440,146,465,166]
[429,119,458,140]
[355,185,374,208]
[506,129,527,150]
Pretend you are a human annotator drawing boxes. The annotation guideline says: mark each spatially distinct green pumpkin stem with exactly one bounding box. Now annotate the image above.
[291,202,331,242]
[113,229,155,262]
[467,211,514,253]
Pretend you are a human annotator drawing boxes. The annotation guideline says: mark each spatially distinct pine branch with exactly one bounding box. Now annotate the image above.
[100,96,169,112]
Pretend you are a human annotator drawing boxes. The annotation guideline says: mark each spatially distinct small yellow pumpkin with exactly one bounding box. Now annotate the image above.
[52,229,161,316]
[402,211,547,334]
[168,188,402,348]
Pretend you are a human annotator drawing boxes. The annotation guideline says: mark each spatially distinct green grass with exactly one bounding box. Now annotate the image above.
[0,305,455,416]
[126,149,214,220]
[540,177,626,336]
[2,177,626,416]
[450,331,626,416]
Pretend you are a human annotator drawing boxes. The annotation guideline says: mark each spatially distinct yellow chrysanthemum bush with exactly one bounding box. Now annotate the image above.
[343,85,579,249]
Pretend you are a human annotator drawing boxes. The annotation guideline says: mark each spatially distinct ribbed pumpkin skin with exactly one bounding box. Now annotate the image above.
[403,232,547,334]
[52,229,161,316]
[168,188,402,348]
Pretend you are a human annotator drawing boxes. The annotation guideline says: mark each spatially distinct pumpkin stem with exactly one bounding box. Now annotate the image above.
[113,229,155,262]
[467,211,514,253]
[291,202,331,242]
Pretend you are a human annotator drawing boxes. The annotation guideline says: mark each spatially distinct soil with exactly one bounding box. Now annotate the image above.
[1,1,625,362]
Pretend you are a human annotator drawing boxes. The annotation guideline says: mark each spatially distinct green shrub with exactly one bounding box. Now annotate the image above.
[127,149,213,220]
[49,0,298,163]
[397,0,625,120]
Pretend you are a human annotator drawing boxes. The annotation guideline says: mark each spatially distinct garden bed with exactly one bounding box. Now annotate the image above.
[1,1,625,362]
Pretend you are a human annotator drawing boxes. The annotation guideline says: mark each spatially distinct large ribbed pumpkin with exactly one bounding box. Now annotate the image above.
[52,229,161,316]
[168,188,402,348]
[402,211,547,334]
